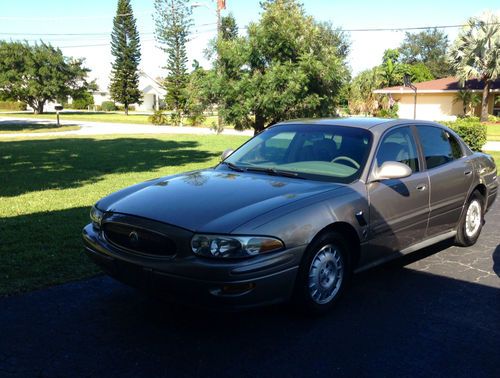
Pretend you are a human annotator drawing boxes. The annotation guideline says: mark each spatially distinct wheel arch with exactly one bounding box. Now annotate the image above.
[308,221,361,271]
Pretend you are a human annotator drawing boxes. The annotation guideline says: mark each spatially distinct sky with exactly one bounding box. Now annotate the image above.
[0,0,498,91]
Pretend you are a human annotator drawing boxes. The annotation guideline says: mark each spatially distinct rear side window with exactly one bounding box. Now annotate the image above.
[417,126,463,169]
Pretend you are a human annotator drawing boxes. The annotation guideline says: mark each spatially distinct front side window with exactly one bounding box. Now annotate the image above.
[376,126,420,173]
[223,124,373,183]
[417,126,463,169]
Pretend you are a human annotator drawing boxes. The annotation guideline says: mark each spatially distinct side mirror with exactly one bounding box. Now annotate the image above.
[220,148,234,161]
[371,161,412,181]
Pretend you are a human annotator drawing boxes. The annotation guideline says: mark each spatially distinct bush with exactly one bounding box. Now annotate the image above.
[375,104,399,118]
[101,101,117,112]
[442,119,487,152]
[116,104,136,112]
[487,114,500,123]
[70,98,93,110]
[148,110,168,125]
[0,101,27,111]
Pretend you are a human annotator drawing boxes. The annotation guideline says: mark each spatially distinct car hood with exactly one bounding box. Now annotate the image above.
[100,169,343,233]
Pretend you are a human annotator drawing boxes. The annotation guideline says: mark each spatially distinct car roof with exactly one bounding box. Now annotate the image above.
[274,117,439,130]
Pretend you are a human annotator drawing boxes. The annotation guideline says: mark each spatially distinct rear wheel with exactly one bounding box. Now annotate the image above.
[293,232,351,314]
[455,190,484,246]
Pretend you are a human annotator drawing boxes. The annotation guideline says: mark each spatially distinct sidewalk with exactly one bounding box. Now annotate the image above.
[0,116,254,138]
[483,141,500,151]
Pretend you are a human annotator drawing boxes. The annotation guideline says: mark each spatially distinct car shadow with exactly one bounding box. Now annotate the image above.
[2,250,496,377]
[0,137,219,197]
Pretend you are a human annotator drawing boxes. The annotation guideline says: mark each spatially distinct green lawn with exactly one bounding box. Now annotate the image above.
[485,150,500,167]
[1,111,228,128]
[486,123,500,141]
[0,133,249,296]
[0,122,80,134]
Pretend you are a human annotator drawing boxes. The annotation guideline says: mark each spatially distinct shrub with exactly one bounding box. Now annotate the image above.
[148,110,168,125]
[375,104,399,118]
[116,105,136,112]
[70,98,93,110]
[487,114,500,123]
[0,101,27,111]
[442,119,487,151]
[101,101,117,112]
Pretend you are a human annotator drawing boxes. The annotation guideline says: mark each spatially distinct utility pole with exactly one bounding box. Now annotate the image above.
[216,0,225,133]
[404,74,417,120]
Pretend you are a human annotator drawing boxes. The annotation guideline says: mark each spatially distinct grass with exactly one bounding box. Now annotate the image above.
[485,122,500,141]
[485,150,500,167]
[1,111,231,128]
[0,122,80,134]
[0,133,249,296]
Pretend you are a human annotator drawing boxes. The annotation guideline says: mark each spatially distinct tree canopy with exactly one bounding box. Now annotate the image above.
[154,0,193,125]
[449,12,500,121]
[0,41,95,114]
[399,28,454,79]
[109,0,142,115]
[213,0,349,133]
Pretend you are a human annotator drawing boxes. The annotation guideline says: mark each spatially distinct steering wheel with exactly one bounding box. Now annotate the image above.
[331,156,360,169]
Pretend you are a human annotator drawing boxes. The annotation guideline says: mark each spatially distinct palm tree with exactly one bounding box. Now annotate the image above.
[453,89,482,116]
[449,12,500,121]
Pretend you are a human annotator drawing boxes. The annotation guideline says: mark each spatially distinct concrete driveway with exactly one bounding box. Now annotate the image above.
[1,202,499,378]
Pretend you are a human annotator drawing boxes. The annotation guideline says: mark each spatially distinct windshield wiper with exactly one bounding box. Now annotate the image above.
[245,166,305,179]
[220,161,246,172]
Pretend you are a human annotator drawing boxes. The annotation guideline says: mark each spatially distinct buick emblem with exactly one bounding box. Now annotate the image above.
[128,231,140,245]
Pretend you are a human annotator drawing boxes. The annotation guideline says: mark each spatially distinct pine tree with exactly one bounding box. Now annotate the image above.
[109,0,142,115]
[154,0,192,125]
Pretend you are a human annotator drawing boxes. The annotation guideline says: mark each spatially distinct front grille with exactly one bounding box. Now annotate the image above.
[102,222,177,257]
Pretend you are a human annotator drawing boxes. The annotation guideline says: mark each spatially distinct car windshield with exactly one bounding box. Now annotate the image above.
[222,124,373,183]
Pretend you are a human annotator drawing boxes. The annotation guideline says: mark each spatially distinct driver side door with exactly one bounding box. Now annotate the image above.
[365,126,430,264]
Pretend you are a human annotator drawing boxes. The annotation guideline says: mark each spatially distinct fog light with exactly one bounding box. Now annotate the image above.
[210,283,256,297]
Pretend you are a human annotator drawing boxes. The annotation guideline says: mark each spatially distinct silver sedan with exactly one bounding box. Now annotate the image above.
[83,118,498,313]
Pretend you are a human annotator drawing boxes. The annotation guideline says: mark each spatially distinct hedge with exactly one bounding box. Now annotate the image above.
[0,101,27,111]
[101,101,117,112]
[442,118,487,152]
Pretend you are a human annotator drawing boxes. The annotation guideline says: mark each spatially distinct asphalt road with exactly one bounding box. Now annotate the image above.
[1,202,499,378]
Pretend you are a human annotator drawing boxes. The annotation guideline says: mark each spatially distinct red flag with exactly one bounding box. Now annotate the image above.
[217,0,226,10]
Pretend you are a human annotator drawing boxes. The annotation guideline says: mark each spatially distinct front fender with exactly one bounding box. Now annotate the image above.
[232,182,369,249]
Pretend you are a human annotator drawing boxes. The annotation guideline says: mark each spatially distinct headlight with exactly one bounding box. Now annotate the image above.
[90,205,104,229]
[191,234,284,259]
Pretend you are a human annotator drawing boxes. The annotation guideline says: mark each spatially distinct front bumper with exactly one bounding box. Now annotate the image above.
[82,224,304,310]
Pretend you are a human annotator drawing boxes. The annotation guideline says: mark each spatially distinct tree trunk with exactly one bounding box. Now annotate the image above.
[480,80,491,122]
[33,101,44,114]
[254,111,265,136]
[124,104,129,115]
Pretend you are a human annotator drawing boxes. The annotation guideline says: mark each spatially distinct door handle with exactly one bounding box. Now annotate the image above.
[416,184,427,191]
[464,170,472,176]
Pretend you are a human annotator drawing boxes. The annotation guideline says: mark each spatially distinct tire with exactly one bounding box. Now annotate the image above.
[455,190,485,247]
[292,232,351,315]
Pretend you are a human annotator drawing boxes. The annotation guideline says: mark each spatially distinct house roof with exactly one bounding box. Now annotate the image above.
[374,76,500,94]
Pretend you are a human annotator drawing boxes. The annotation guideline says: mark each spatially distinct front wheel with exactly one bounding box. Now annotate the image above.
[455,190,484,246]
[293,232,350,314]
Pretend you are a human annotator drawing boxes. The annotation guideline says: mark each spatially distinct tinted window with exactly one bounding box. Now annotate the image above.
[417,126,463,169]
[376,127,419,172]
[224,124,372,183]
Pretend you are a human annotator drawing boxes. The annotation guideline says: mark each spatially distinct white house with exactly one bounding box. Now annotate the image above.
[92,71,166,112]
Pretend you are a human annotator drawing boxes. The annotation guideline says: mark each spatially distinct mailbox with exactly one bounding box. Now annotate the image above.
[54,105,64,111]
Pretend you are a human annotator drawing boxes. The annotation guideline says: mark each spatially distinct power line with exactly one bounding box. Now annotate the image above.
[0,11,151,21]
[341,22,500,32]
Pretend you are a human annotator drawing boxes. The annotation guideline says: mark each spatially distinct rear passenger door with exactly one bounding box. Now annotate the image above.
[416,125,474,236]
